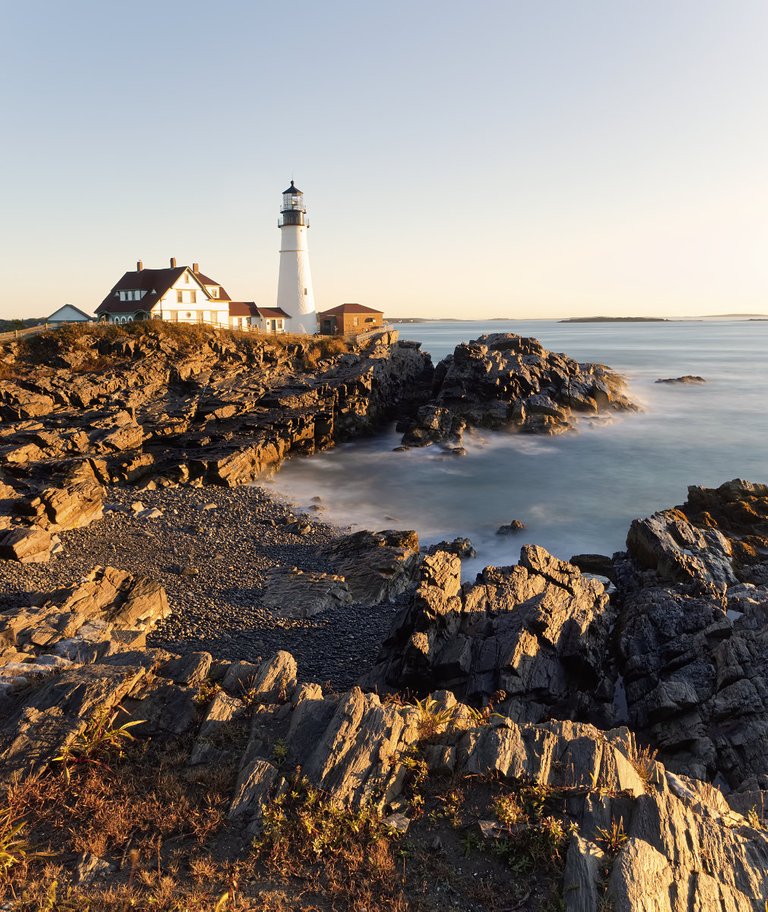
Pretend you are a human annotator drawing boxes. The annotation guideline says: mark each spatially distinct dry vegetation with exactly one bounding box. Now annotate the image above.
[0,322,354,378]
[0,708,578,912]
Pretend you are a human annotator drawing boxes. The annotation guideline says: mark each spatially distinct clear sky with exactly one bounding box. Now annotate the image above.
[2,1,767,320]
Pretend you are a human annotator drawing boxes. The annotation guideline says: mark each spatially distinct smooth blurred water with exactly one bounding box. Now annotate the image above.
[266,319,768,576]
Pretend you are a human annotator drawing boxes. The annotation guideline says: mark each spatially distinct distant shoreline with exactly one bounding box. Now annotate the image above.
[559,316,669,323]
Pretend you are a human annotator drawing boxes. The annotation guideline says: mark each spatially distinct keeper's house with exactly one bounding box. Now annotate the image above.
[95,259,261,331]
[317,303,384,337]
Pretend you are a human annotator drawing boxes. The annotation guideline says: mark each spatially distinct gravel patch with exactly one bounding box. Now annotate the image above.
[0,485,405,689]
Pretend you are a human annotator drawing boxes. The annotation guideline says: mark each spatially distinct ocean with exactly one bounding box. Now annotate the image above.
[265,319,768,578]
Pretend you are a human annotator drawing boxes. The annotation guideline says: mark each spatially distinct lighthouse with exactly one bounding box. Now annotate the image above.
[276,180,316,334]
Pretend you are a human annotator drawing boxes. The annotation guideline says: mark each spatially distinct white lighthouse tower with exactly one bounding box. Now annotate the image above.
[276,180,316,334]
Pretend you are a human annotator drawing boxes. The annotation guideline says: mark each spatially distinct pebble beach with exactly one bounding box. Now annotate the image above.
[0,484,405,688]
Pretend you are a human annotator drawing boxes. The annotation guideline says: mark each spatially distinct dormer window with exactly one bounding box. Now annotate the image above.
[211,287,219,298]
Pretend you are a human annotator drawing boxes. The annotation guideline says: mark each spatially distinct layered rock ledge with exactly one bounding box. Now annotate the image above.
[0,324,432,490]
[2,567,767,910]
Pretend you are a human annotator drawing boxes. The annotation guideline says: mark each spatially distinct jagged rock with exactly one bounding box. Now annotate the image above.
[31,480,104,531]
[626,508,737,587]
[615,480,768,789]
[570,553,615,579]
[189,691,246,765]
[563,834,606,911]
[363,546,614,724]
[322,529,421,604]
[221,660,261,695]
[297,686,422,808]
[229,758,283,835]
[0,663,146,774]
[262,566,352,619]
[400,333,635,445]
[120,677,197,738]
[496,519,526,535]
[0,326,434,489]
[0,382,55,419]
[74,852,114,885]
[0,526,52,563]
[427,537,477,559]
[0,566,170,671]
[249,651,297,704]
[159,651,213,686]
[656,375,707,384]
[1,629,767,908]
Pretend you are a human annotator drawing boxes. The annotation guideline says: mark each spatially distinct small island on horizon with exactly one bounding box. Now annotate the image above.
[559,316,670,323]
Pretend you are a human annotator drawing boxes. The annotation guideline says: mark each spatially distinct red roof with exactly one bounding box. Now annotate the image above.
[96,267,186,315]
[196,272,232,301]
[255,307,290,319]
[228,304,290,319]
[228,301,257,317]
[317,303,382,317]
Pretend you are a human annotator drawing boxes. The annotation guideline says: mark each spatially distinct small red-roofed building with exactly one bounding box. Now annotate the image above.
[253,307,290,334]
[316,303,384,337]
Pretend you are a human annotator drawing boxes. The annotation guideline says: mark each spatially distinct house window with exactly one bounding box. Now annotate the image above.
[177,290,183,303]
[190,291,197,304]
[353,317,359,325]
[211,288,219,298]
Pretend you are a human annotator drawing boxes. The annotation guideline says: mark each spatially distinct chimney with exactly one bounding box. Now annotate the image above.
[137,260,143,271]
[192,262,199,274]
[170,257,177,268]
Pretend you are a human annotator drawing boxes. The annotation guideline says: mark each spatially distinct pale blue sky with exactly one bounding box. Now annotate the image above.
[2,1,767,319]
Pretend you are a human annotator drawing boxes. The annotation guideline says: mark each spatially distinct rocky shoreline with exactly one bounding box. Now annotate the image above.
[399,332,635,446]
[2,480,768,910]
[0,483,408,689]
[2,324,767,911]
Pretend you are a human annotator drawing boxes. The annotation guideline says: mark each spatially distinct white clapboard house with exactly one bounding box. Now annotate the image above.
[47,304,94,326]
[95,259,275,331]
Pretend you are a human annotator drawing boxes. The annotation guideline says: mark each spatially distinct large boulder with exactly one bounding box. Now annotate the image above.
[400,332,635,445]
[31,479,104,531]
[262,566,352,619]
[0,525,53,563]
[363,545,615,724]
[322,528,421,604]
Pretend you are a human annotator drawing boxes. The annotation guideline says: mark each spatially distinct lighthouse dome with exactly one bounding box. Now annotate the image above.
[283,180,302,195]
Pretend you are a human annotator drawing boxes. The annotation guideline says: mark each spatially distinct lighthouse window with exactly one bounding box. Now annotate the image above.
[304,288,307,295]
